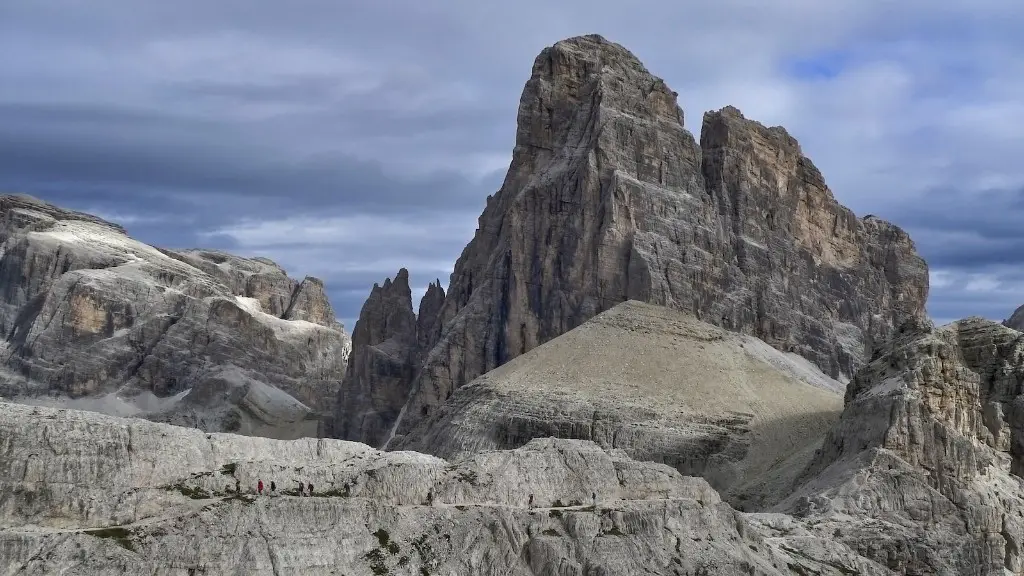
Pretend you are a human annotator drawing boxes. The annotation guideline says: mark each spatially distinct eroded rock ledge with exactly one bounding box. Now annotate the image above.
[0,402,885,575]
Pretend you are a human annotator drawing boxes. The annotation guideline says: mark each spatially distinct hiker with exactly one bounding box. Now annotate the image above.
[528,494,534,508]
[308,482,314,496]
[235,479,240,493]
[258,479,264,495]
[592,492,597,506]
[270,481,276,494]
[427,490,434,506]
[298,481,304,496]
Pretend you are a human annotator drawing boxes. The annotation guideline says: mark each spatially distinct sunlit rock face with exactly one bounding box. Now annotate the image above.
[0,194,351,436]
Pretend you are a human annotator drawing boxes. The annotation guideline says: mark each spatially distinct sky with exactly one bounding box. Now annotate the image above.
[1,1,1023,329]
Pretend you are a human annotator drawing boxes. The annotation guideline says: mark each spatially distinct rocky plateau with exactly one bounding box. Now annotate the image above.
[0,194,352,437]
[2,309,1022,575]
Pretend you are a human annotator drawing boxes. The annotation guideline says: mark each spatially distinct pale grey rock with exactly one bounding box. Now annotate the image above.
[397,300,845,511]
[0,194,351,437]
[0,401,880,575]
[775,316,1024,575]
[335,33,928,446]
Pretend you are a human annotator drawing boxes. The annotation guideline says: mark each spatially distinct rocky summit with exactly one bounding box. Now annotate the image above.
[335,34,929,448]
[0,194,351,437]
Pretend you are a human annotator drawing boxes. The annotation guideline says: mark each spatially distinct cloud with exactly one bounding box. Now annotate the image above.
[1,0,1023,328]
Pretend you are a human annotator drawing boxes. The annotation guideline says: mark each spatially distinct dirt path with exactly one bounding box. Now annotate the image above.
[1,495,688,537]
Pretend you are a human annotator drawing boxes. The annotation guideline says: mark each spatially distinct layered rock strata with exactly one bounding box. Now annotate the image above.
[335,34,928,446]
[397,300,845,511]
[775,317,1024,575]
[0,401,886,575]
[0,194,351,436]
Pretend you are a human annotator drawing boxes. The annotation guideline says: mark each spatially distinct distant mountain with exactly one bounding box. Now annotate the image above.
[335,34,929,448]
[0,193,350,437]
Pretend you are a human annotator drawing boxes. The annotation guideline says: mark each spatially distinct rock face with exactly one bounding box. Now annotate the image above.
[1003,303,1024,331]
[334,269,420,446]
[334,34,928,446]
[0,401,888,575]
[2,313,1020,574]
[775,316,1024,575]
[397,300,845,511]
[0,194,351,437]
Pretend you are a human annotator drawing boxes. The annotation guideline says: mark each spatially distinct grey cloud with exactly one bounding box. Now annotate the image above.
[0,102,493,216]
[2,0,1024,327]
[927,289,1018,324]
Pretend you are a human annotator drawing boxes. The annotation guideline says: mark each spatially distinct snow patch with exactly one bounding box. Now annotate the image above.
[231,295,327,339]
[32,220,167,262]
[233,296,264,315]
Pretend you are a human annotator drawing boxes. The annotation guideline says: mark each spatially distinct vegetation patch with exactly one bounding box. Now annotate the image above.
[456,470,478,485]
[364,548,388,575]
[373,528,400,555]
[542,528,559,536]
[172,484,211,500]
[218,462,237,476]
[83,526,135,551]
[412,533,434,569]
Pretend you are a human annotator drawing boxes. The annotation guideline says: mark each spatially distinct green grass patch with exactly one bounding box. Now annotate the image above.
[172,484,211,500]
[83,526,135,551]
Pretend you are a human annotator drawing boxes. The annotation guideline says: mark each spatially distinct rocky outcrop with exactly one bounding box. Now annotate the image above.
[0,194,351,436]
[397,300,845,511]
[416,279,446,353]
[0,401,887,575]
[1003,304,1024,332]
[336,34,928,446]
[334,270,419,446]
[775,317,1024,574]
[3,315,1020,574]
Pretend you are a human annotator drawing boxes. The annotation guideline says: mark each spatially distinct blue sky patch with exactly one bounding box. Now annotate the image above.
[783,50,852,80]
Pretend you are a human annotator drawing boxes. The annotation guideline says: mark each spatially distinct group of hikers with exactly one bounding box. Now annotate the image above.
[247,478,314,497]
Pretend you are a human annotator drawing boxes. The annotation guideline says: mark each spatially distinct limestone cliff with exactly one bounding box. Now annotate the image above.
[775,317,1024,574]
[334,269,419,446]
[0,194,351,437]
[0,401,888,575]
[2,317,1019,574]
[336,34,928,446]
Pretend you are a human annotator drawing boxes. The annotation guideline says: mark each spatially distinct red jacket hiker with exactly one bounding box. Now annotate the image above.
[258,479,264,494]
